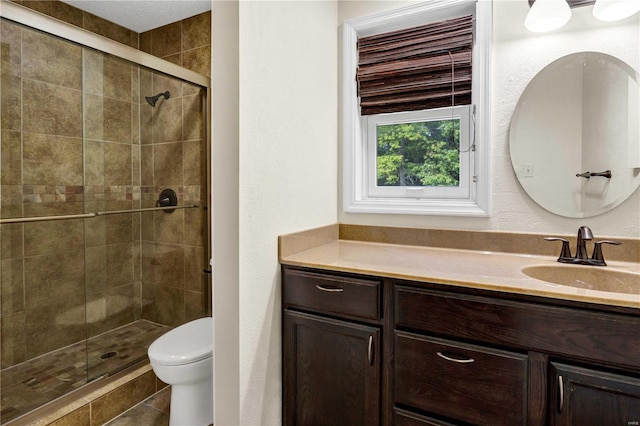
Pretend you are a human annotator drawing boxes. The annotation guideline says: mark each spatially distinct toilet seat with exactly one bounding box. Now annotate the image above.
[148,317,213,366]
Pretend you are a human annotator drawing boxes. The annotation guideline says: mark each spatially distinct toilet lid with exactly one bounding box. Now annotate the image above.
[148,317,213,366]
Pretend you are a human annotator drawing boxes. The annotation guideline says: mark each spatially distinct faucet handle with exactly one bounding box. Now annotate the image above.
[545,237,572,260]
[591,240,622,266]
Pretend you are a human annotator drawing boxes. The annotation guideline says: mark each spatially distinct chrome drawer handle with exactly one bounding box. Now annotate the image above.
[436,351,475,364]
[368,335,374,365]
[558,375,564,413]
[315,285,344,293]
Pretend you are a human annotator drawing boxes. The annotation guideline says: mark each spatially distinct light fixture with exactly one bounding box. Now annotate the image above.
[592,0,640,21]
[525,0,573,32]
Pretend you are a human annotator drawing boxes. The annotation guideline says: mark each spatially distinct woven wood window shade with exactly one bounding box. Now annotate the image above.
[356,15,473,116]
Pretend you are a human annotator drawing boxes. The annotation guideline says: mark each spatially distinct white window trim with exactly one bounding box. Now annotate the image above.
[342,0,492,217]
[366,106,472,199]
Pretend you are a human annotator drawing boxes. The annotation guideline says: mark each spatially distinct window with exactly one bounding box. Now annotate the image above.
[343,0,492,216]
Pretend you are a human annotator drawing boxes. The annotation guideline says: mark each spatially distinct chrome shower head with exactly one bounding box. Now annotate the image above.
[145,91,170,107]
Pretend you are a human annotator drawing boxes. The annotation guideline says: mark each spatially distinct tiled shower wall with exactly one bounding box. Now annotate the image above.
[1,1,210,368]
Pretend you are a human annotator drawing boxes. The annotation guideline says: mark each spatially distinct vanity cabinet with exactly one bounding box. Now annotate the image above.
[549,362,640,425]
[282,268,382,426]
[281,265,640,426]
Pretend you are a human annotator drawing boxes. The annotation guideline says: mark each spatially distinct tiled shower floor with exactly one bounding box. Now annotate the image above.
[0,320,169,423]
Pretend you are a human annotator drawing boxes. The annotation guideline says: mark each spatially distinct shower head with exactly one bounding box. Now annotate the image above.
[145,91,170,107]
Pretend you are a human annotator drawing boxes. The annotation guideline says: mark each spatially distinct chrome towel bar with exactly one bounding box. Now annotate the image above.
[0,204,199,224]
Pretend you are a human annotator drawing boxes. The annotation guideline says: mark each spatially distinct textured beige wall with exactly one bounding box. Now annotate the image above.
[338,0,640,239]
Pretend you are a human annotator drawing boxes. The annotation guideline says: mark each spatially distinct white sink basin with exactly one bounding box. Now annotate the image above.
[522,264,640,294]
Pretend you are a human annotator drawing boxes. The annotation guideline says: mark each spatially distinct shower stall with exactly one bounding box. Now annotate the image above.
[0,3,211,423]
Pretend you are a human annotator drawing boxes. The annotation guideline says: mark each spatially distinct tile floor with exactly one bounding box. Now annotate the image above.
[1,320,169,423]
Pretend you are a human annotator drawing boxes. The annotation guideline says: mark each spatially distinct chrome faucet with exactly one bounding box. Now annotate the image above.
[545,226,621,266]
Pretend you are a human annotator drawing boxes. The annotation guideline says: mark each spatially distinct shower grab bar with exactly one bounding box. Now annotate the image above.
[0,205,199,224]
[95,204,199,216]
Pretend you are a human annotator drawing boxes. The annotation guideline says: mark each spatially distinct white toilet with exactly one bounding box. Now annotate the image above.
[148,317,213,426]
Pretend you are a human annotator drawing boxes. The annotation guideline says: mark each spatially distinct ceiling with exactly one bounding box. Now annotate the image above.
[61,0,211,33]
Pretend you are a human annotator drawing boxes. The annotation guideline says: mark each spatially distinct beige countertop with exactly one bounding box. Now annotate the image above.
[280,238,640,310]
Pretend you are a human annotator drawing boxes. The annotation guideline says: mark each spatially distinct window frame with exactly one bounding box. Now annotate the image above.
[366,105,472,199]
[342,0,492,216]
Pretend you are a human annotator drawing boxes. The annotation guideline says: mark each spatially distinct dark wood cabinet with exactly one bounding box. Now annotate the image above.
[549,362,640,426]
[281,265,640,426]
[282,268,382,426]
[394,332,528,426]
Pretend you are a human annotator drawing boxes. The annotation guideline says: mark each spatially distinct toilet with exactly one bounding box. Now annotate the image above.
[148,317,213,426]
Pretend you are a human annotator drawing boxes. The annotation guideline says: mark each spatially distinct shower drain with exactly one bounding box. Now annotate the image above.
[100,351,118,360]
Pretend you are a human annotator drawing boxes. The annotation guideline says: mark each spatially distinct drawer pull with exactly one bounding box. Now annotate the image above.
[436,351,475,364]
[368,335,374,365]
[558,375,564,413]
[315,284,344,293]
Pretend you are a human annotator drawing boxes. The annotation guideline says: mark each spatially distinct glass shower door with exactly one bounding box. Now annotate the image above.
[1,19,90,423]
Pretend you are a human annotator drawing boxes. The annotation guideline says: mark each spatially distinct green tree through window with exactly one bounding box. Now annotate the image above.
[376,120,460,187]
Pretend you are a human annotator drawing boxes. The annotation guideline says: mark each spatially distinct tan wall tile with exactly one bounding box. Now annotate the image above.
[1,75,22,130]
[25,300,85,358]
[24,249,85,309]
[184,246,205,292]
[154,209,184,245]
[182,45,211,77]
[182,95,204,142]
[84,139,105,185]
[1,130,22,185]
[153,102,182,143]
[105,210,133,244]
[22,28,82,90]
[185,290,206,322]
[153,243,184,289]
[153,143,183,185]
[142,283,184,326]
[85,213,106,247]
[104,142,132,185]
[18,1,83,27]
[23,79,82,137]
[23,133,83,185]
[82,12,135,46]
[183,140,203,185]
[2,258,25,315]
[23,218,84,256]
[103,56,132,102]
[106,242,134,287]
[1,311,27,367]
[150,21,181,59]
[48,403,90,426]
[91,370,156,425]
[182,12,211,51]
[184,207,204,247]
[139,31,152,54]
[85,245,107,294]
[1,20,22,77]
[23,200,84,217]
[103,99,132,143]
[1,223,23,260]
[83,50,104,96]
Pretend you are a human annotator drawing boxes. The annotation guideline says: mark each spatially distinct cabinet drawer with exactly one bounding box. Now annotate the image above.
[283,268,381,320]
[395,285,640,370]
[394,332,527,426]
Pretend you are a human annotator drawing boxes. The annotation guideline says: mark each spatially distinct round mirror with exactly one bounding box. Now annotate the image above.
[509,52,640,218]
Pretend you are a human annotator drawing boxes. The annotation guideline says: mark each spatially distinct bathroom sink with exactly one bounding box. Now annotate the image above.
[522,265,640,294]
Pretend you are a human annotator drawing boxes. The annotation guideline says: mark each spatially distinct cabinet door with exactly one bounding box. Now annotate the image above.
[550,362,640,426]
[283,310,380,426]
